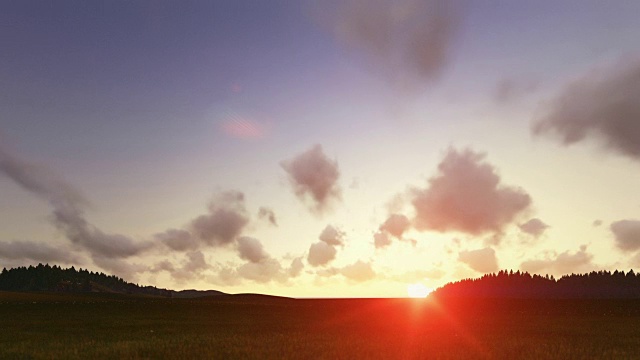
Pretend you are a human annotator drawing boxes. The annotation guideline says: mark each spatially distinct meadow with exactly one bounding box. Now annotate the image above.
[1,291,639,359]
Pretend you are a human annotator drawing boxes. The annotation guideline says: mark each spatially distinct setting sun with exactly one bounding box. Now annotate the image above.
[407,283,431,298]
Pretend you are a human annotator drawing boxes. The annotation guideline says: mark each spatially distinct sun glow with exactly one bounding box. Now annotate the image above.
[407,283,431,298]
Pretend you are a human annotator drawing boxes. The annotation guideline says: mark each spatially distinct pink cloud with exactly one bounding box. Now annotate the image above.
[220,114,268,139]
[412,148,531,236]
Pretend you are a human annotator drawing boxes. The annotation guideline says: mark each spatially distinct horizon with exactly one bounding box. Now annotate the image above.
[3,262,638,300]
[2,1,640,298]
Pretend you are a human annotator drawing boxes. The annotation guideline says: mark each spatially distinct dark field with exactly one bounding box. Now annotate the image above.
[1,292,639,359]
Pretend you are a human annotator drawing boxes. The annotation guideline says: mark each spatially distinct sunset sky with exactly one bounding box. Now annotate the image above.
[1,1,640,297]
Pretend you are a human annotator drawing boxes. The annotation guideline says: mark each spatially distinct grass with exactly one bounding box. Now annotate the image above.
[1,292,639,359]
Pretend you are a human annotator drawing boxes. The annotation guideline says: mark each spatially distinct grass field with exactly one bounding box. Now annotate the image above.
[1,291,639,359]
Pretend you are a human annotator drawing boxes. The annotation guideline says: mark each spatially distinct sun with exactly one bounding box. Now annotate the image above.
[407,283,431,298]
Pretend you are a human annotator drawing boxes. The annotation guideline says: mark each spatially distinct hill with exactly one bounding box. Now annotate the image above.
[0,263,226,298]
[431,269,640,299]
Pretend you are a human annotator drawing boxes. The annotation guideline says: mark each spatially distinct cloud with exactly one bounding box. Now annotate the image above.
[171,251,209,281]
[0,240,80,264]
[307,225,345,266]
[520,246,593,275]
[219,111,269,139]
[494,78,538,104]
[191,191,249,246]
[258,207,278,226]
[236,237,269,263]
[318,225,345,246]
[412,148,531,235]
[610,220,640,252]
[237,258,288,284]
[281,144,341,213]
[155,228,198,252]
[52,209,151,258]
[458,247,499,273]
[182,251,208,273]
[373,231,392,249]
[374,213,414,249]
[0,144,151,259]
[91,256,147,281]
[532,57,640,160]
[321,0,462,91]
[211,254,303,285]
[307,241,337,267]
[0,144,88,210]
[209,265,243,287]
[157,190,252,253]
[150,260,175,273]
[380,214,410,238]
[341,260,375,282]
[288,257,304,278]
[518,218,549,237]
[593,219,603,227]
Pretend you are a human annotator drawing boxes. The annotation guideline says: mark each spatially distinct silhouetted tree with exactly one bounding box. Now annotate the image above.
[432,269,640,299]
[0,263,172,297]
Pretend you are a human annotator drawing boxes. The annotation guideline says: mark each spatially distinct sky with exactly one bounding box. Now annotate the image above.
[1,0,640,298]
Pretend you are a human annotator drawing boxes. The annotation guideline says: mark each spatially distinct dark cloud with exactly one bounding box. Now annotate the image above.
[307,241,337,267]
[0,144,151,259]
[533,57,640,160]
[258,207,278,226]
[321,0,462,91]
[191,191,249,246]
[518,218,549,238]
[318,225,345,246]
[458,247,499,273]
[155,228,198,252]
[236,237,269,263]
[610,220,640,252]
[412,148,531,235]
[281,144,341,213]
[0,240,80,264]
[593,219,603,227]
[520,246,593,275]
[341,260,375,282]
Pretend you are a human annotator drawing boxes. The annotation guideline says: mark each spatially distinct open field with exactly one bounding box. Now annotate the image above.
[1,292,639,359]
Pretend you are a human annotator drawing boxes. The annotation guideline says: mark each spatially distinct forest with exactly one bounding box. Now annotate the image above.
[432,269,640,299]
[0,263,172,297]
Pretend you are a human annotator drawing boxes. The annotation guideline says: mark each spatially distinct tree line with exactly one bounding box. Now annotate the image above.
[432,269,640,299]
[0,263,172,297]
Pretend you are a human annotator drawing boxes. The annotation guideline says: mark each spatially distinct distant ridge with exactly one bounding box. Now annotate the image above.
[432,269,640,299]
[0,264,226,298]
